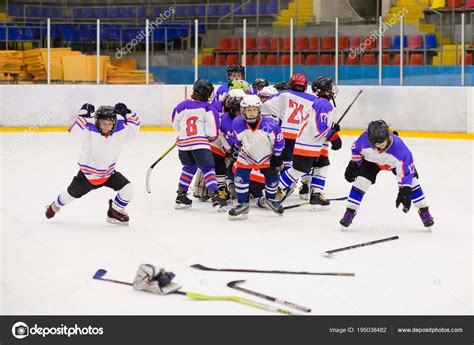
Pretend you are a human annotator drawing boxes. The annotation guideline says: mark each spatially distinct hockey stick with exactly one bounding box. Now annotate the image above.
[227,280,311,313]
[93,269,293,315]
[335,89,363,126]
[146,143,177,193]
[321,236,400,258]
[283,197,348,210]
[191,264,355,277]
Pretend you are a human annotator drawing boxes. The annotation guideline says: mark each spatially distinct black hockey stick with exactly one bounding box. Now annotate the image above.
[191,264,355,277]
[93,269,293,315]
[283,196,348,210]
[146,143,177,193]
[335,89,363,126]
[227,280,311,313]
[321,236,400,258]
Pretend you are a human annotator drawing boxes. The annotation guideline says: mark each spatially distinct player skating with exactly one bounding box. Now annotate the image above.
[340,120,434,230]
[45,103,140,225]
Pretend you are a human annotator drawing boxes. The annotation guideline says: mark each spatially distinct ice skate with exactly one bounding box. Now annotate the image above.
[340,208,356,230]
[259,197,284,216]
[175,186,193,209]
[45,202,59,219]
[228,203,249,220]
[418,207,434,230]
[107,199,130,225]
[309,192,330,211]
[299,182,310,200]
[209,189,227,212]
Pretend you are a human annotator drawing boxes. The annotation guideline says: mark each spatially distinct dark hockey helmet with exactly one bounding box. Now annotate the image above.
[367,120,390,147]
[227,64,245,80]
[95,105,117,135]
[228,96,244,115]
[289,73,308,92]
[252,78,269,91]
[192,78,214,102]
[311,76,338,106]
[274,81,291,91]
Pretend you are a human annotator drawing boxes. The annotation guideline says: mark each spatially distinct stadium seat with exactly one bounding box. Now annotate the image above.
[349,36,360,50]
[257,37,270,50]
[253,54,266,66]
[230,38,242,51]
[151,6,162,17]
[295,54,303,65]
[0,28,5,41]
[445,0,461,8]
[269,37,280,50]
[175,6,186,16]
[137,7,146,18]
[195,5,206,16]
[409,54,424,65]
[463,0,474,8]
[282,37,291,50]
[280,54,291,65]
[382,36,392,49]
[216,54,226,66]
[295,37,309,50]
[425,34,437,49]
[232,1,243,15]
[363,36,377,50]
[207,4,219,16]
[392,35,408,49]
[203,54,215,66]
[265,54,278,65]
[246,38,257,50]
[8,4,22,16]
[408,35,423,49]
[339,36,349,50]
[393,53,408,65]
[226,54,238,65]
[109,7,120,18]
[215,37,231,51]
[265,0,278,14]
[242,2,257,15]
[308,37,319,50]
[431,0,445,8]
[7,27,21,41]
[245,54,254,66]
[460,53,473,65]
[321,36,335,50]
[306,54,318,65]
[346,54,359,65]
[362,54,376,65]
[319,54,333,65]
[382,53,390,65]
[258,1,266,14]
[183,6,195,17]
[219,4,232,15]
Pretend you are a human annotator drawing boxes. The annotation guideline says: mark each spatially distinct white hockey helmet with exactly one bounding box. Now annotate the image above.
[258,85,278,102]
[240,94,262,124]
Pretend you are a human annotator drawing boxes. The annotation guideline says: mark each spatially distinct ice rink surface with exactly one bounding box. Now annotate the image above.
[1,131,473,315]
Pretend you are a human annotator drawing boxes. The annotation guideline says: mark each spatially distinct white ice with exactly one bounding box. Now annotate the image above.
[1,131,473,315]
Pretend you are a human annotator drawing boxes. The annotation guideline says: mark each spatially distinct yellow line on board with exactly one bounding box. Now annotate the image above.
[0,127,473,140]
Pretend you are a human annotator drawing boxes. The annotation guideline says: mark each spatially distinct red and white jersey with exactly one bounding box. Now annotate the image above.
[260,90,318,140]
[172,100,220,151]
[294,98,334,157]
[68,112,140,185]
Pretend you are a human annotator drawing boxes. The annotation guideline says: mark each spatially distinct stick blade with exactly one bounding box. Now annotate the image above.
[145,167,153,193]
[190,264,211,271]
[93,269,107,280]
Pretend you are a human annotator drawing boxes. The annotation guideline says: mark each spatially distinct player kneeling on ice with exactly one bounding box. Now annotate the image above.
[340,120,434,230]
[45,103,140,225]
[229,95,285,220]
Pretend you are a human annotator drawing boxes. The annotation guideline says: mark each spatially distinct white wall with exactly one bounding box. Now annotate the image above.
[0,85,472,133]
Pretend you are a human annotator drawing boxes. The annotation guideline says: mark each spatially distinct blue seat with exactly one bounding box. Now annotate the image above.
[72,8,82,18]
[81,8,94,18]
[41,7,53,18]
[392,35,408,49]
[219,4,232,15]
[233,2,243,15]
[52,7,63,18]
[109,8,120,17]
[175,6,186,16]
[23,28,34,40]
[106,29,121,42]
[121,7,136,18]
[183,6,195,17]
[9,4,23,16]
[207,4,219,16]
[153,29,165,42]
[137,7,146,18]
[195,5,206,16]
[122,29,137,42]
[0,28,5,40]
[95,7,107,18]
[151,6,162,17]
[265,0,278,14]
[61,26,81,42]
[26,6,41,17]
[425,34,437,49]
[258,1,266,14]
[242,2,257,15]
[80,24,96,40]
[7,27,22,40]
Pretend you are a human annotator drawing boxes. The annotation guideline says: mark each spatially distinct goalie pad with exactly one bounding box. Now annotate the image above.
[133,264,181,295]
[192,169,209,201]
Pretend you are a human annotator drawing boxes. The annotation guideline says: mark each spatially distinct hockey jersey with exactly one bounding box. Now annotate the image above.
[260,90,318,140]
[68,112,140,185]
[351,132,416,187]
[172,100,220,151]
[232,116,284,169]
[209,112,235,157]
[294,97,334,157]
[211,83,229,112]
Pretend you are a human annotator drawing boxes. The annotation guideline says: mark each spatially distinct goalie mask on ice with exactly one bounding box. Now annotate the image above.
[133,264,181,295]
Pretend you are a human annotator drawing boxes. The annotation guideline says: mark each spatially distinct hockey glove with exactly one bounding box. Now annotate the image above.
[270,154,283,170]
[114,102,132,117]
[133,264,181,295]
[396,186,412,213]
[328,132,342,150]
[344,160,359,183]
[78,103,95,118]
[331,122,341,132]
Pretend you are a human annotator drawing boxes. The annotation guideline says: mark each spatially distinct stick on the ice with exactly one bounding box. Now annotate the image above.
[335,89,363,126]
[321,236,400,258]
[146,143,177,193]
[227,280,311,313]
[92,269,293,315]
[283,197,348,210]
[191,264,355,277]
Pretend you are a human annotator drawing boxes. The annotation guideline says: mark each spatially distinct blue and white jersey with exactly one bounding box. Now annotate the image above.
[211,83,229,112]
[352,132,416,187]
[68,111,140,185]
[172,99,220,151]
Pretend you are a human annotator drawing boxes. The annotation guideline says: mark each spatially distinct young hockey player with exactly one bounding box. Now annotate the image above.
[172,78,225,211]
[258,85,278,103]
[212,64,245,111]
[252,78,269,93]
[45,103,140,225]
[229,95,285,220]
[340,120,434,230]
[278,76,342,210]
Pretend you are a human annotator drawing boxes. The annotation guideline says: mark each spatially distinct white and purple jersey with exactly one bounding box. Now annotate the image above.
[260,90,318,140]
[232,116,284,169]
[211,83,229,112]
[352,132,416,187]
[209,112,236,157]
[172,100,220,151]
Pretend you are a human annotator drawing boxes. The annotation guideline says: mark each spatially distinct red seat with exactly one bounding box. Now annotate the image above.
[257,37,270,50]
[245,54,254,66]
[393,53,407,65]
[346,54,360,65]
[229,38,242,51]
[382,53,390,65]
[463,0,474,8]
[265,54,278,65]
[246,38,257,50]
[466,53,473,65]
[409,53,424,65]
[308,37,319,50]
[362,54,376,65]
[363,36,377,50]
[321,36,335,50]
[306,54,318,65]
[215,37,231,51]
[294,54,303,65]
[282,37,291,50]
[339,36,349,49]
[253,54,266,65]
[295,37,309,50]
[202,54,214,66]
[319,54,333,65]
[349,36,360,50]
[408,35,423,49]
[382,36,392,49]
[446,0,461,7]
[279,54,290,65]
[269,37,280,50]
[215,54,226,66]
[226,54,238,65]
